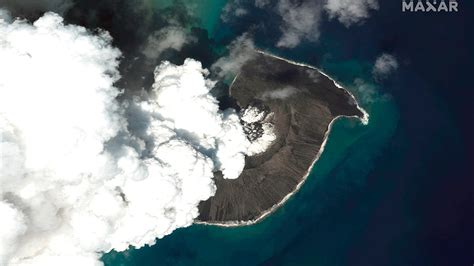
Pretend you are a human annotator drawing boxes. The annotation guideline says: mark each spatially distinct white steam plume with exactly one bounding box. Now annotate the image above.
[142,26,196,61]
[260,86,299,100]
[0,12,248,265]
[211,33,256,81]
[276,0,323,48]
[240,106,276,156]
[372,53,398,79]
[324,0,379,27]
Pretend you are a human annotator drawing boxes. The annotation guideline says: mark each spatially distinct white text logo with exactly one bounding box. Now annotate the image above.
[402,0,459,12]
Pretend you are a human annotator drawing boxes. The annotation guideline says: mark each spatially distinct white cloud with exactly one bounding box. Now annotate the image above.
[372,53,398,79]
[142,26,196,61]
[138,59,249,180]
[324,0,379,27]
[260,86,299,100]
[352,78,391,104]
[353,78,377,104]
[0,201,27,265]
[221,0,248,22]
[276,0,323,48]
[0,12,249,265]
[253,0,380,48]
[211,33,257,80]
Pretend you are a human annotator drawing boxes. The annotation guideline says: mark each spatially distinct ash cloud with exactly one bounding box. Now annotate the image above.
[0,12,249,265]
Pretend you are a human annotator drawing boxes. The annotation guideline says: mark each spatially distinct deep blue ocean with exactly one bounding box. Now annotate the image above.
[102,0,473,265]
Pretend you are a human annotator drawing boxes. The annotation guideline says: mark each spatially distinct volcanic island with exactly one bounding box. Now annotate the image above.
[197,51,368,225]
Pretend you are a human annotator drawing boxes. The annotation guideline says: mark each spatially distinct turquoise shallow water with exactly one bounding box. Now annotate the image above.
[103,0,473,265]
[102,11,400,262]
[149,0,228,35]
[102,89,398,265]
[102,1,400,265]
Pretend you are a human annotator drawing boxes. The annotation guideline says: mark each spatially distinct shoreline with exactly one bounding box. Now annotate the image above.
[196,51,369,227]
[255,50,369,125]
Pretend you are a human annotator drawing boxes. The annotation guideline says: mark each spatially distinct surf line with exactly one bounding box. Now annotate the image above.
[196,50,369,227]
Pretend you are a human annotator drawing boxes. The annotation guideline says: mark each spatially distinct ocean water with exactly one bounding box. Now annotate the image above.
[103,0,472,265]
[150,0,228,35]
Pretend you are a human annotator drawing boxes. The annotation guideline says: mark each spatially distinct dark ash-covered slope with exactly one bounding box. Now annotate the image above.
[198,51,367,225]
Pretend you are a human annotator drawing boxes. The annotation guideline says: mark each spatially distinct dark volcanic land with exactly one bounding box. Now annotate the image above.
[198,52,366,225]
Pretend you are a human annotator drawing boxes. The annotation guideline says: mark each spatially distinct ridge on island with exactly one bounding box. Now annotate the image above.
[197,51,368,226]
